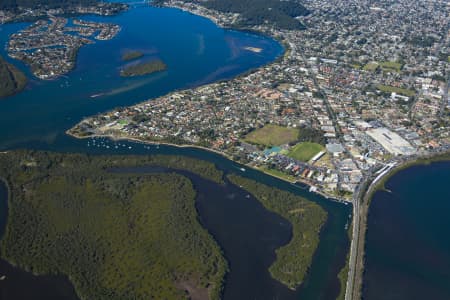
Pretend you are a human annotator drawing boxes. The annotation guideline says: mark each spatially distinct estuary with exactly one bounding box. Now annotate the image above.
[0,2,351,299]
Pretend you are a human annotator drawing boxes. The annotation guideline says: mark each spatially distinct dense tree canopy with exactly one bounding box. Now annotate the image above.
[154,0,309,30]
[227,175,326,289]
[0,151,226,300]
[0,56,27,99]
[205,0,309,29]
[0,0,97,10]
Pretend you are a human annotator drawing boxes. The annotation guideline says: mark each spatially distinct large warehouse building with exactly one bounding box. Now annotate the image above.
[367,127,416,155]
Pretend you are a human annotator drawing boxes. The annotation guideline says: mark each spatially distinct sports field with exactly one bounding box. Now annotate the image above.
[377,84,415,97]
[288,142,324,162]
[244,124,299,146]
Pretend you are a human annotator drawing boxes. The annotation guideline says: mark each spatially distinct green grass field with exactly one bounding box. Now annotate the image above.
[244,124,299,146]
[377,84,416,97]
[363,62,379,71]
[363,61,402,73]
[380,61,402,72]
[288,142,324,162]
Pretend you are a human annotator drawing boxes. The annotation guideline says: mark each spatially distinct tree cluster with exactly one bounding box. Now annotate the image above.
[0,151,227,300]
[0,0,96,10]
[157,0,310,30]
[227,174,327,289]
[0,56,27,98]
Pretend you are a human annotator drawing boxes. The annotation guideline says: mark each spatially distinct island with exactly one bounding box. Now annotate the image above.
[7,17,121,79]
[122,51,144,62]
[0,56,27,98]
[120,59,167,77]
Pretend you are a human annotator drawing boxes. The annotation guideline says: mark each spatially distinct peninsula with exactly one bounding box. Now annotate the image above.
[0,151,227,300]
[69,1,450,299]
[0,150,327,299]
[0,1,127,24]
[0,56,27,98]
[228,174,326,289]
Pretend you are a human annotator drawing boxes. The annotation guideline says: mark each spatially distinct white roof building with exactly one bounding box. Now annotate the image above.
[366,127,416,155]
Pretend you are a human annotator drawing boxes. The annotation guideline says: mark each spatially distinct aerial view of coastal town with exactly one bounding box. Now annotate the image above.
[1,0,450,300]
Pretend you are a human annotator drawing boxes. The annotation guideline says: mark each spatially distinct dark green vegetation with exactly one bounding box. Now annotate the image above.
[120,59,167,77]
[155,0,309,30]
[408,35,436,47]
[0,56,27,99]
[297,126,327,145]
[0,0,95,10]
[227,174,327,290]
[122,51,144,62]
[0,151,227,300]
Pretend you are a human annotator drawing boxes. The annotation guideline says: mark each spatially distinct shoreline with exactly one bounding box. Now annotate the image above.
[65,2,357,203]
[160,1,291,62]
[0,175,10,224]
[347,149,450,300]
[0,3,129,25]
[367,151,450,202]
[67,129,350,204]
[63,3,450,300]
[63,5,355,296]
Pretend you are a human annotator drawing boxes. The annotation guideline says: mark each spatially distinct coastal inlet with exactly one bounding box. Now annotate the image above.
[7,16,121,79]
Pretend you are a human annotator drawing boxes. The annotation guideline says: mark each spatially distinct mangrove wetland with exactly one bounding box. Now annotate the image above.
[0,150,329,299]
[227,175,326,289]
[0,151,227,300]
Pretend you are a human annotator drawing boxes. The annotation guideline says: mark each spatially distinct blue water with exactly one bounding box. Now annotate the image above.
[17,135,351,299]
[364,161,450,300]
[0,4,282,149]
[0,4,352,299]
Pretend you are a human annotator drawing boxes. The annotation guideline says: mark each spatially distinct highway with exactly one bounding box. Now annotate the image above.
[344,162,397,300]
[344,174,363,300]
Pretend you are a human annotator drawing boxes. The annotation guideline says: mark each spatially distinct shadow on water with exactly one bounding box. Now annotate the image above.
[0,180,80,300]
